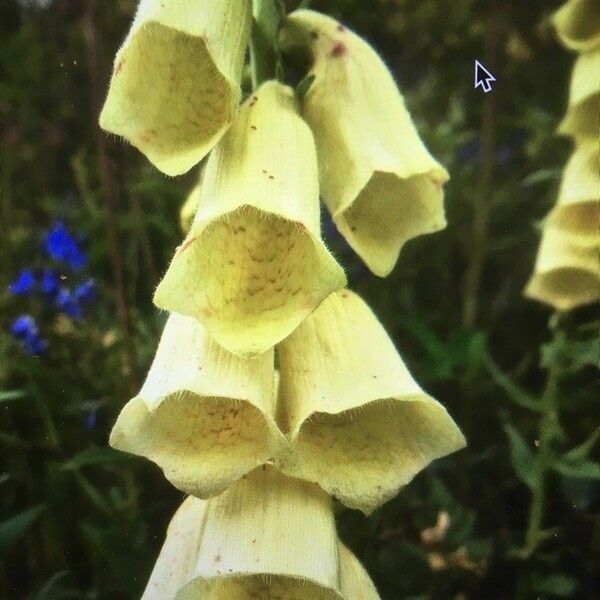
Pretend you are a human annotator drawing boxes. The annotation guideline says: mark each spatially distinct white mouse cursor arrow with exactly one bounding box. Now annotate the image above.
[474,59,496,93]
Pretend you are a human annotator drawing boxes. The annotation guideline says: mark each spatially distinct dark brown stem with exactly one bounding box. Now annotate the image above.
[462,7,507,329]
[82,0,139,394]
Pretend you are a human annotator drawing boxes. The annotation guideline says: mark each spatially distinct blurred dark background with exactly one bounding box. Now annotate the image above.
[1,0,598,598]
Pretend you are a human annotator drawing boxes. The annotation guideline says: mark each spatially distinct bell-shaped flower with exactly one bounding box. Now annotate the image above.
[274,289,465,515]
[99,0,251,176]
[142,467,380,599]
[552,0,600,52]
[546,140,599,240]
[559,50,600,139]
[280,10,449,277]
[154,81,346,355]
[109,314,286,498]
[525,228,600,311]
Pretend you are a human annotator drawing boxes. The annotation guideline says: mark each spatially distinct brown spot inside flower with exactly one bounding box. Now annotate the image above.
[114,58,125,75]
[139,128,157,143]
[330,42,347,58]
[337,24,346,32]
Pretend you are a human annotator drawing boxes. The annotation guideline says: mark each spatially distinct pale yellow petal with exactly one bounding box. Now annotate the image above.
[559,50,600,139]
[142,496,205,600]
[525,228,600,310]
[109,314,286,498]
[338,543,381,600]
[187,467,338,590]
[275,289,465,514]
[144,467,348,599]
[552,0,600,52]
[99,0,251,176]
[154,81,346,355]
[281,10,448,277]
[546,139,599,239]
[143,469,382,599]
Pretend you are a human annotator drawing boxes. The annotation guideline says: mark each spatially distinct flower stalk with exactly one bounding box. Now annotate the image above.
[250,0,285,88]
[102,2,464,596]
[522,333,562,556]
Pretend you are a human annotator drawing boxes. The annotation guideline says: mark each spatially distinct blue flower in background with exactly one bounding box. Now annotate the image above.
[7,221,97,355]
[8,269,35,295]
[40,268,61,298]
[85,408,97,431]
[54,280,97,320]
[10,315,48,356]
[45,222,87,271]
[74,279,96,305]
[24,335,49,356]
[55,288,83,320]
[10,315,38,340]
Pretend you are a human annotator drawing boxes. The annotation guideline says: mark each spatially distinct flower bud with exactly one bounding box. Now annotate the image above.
[525,228,600,310]
[275,289,465,514]
[280,10,449,277]
[154,81,346,355]
[559,50,600,139]
[99,0,251,176]
[109,315,286,498]
[546,140,599,239]
[142,467,380,599]
[552,0,600,52]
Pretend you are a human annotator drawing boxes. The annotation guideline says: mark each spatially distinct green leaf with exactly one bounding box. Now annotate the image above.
[504,424,536,489]
[563,428,600,462]
[60,446,129,471]
[541,335,600,374]
[552,458,600,480]
[531,573,578,597]
[0,389,27,403]
[0,505,45,556]
[521,168,561,188]
[72,473,113,516]
[484,353,541,412]
[33,570,79,600]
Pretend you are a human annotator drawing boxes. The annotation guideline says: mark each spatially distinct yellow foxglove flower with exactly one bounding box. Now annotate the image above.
[109,315,286,498]
[99,0,251,176]
[525,228,600,311]
[142,467,380,599]
[275,289,465,514]
[559,50,600,139]
[280,10,449,277]
[552,0,600,52]
[547,140,599,239]
[154,81,346,356]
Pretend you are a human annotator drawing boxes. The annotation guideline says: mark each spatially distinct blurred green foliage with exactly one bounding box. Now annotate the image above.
[1,0,598,598]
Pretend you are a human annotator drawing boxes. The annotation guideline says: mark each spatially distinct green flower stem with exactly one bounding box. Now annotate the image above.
[523,365,560,555]
[515,323,563,600]
[250,0,284,89]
